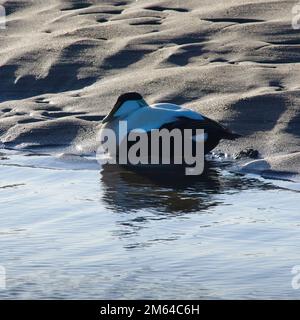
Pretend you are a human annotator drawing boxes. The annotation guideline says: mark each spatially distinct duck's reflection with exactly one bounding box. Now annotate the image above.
[100,162,224,214]
[100,162,274,215]
[100,162,275,249]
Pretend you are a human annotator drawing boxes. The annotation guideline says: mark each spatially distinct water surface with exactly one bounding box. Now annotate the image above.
[0,149,300,299]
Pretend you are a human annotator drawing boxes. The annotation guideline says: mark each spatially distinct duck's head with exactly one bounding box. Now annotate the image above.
[102,92,148,124]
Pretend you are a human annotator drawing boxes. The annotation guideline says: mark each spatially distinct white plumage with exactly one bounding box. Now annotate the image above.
[100,92,240,158]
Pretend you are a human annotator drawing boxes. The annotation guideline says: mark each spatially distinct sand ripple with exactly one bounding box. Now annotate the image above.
[0,0,300,176]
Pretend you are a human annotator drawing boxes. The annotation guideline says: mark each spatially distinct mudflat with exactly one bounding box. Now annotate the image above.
[0,0,300,176]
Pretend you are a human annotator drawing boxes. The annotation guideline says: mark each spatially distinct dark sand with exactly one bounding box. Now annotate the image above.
[1,0,300,177]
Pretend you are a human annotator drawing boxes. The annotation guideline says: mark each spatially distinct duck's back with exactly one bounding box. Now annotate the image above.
[126,103,203,132]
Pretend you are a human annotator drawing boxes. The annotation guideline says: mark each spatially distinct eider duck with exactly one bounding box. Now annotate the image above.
[99,92,240,167]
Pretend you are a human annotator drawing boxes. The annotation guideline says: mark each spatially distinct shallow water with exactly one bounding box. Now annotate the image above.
[0,149,300,299]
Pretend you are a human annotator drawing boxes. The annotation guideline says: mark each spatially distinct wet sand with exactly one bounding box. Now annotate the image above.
[1,0,300,177]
